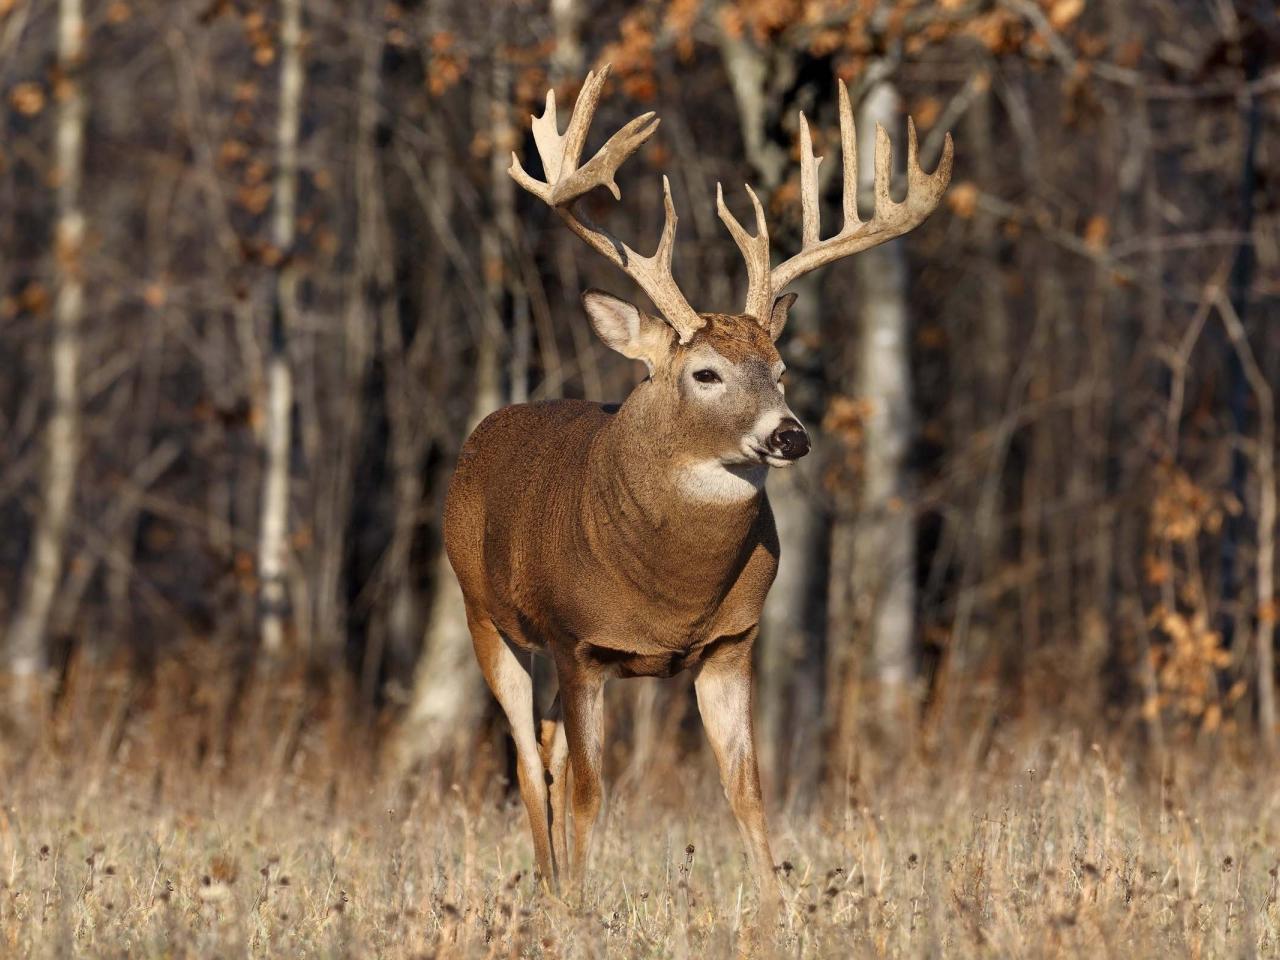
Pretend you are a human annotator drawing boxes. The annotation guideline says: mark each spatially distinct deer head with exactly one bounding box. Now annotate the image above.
[509,65,953,494]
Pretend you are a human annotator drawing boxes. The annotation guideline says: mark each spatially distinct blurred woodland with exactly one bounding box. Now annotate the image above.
[0,0,1278,794]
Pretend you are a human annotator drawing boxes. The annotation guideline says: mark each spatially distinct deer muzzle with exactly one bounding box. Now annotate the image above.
[768,418,810,462]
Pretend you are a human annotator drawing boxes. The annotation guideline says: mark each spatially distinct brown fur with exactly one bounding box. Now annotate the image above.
[443,312,790,899]
[683,312,780,365]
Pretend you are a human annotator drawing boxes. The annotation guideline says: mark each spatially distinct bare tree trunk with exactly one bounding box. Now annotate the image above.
[965,72,1009,658]
[849,81,916,745]
[6,0,86,699]
[314,6,380,667]
[257,0,304,658]
[492,54,528,405]
[760,274,825,792]
[400,342,500,765]
[549,0,581,80]
[377,154,445,684]
[399,56,508,766]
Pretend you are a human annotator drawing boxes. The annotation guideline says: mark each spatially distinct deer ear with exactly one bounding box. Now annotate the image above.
[582,290,673,374]
[767,292,798,342]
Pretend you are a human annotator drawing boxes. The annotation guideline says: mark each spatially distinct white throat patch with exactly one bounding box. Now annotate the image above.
[674,460,767,504]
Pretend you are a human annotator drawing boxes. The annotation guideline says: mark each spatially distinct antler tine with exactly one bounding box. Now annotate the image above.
[716,182,772,321]
[530,88,563,185]
[509,68,705,342]
[655,175,678,269]
[912,120,955,207]
[559,67,608,185]
[838,80,860,231]
[872,122,894,220]
[798,112,822,248]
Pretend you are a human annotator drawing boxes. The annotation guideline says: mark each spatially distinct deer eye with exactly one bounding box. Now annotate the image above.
[692,369,722,384]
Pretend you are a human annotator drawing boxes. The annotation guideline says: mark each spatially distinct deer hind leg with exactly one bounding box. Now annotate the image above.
[539,692,570,879]
[469,613,557,889]
[694,648,781,903]
[556,661,606,896]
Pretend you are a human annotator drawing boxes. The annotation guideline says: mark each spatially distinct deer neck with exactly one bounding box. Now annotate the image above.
[581,394,764,599]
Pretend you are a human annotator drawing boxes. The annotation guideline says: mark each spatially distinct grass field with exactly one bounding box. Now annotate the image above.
[0,668,1277,957]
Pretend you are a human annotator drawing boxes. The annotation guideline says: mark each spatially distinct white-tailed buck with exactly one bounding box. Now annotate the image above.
[444,65,952,896]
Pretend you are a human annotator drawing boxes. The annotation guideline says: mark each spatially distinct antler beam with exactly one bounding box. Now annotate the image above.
[509,66,705,343]
[720,80,955,325]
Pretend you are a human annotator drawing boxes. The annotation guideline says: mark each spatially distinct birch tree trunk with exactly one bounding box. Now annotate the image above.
[715,29,825,790]
[257,0,304,658]
[849,81,917,744]
[759,275,825,791]
[549,0,581,79]
[6,0,86,698]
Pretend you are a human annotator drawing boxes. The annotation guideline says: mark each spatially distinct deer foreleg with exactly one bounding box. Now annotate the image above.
[694,643,781,902]
[556,661,606,897]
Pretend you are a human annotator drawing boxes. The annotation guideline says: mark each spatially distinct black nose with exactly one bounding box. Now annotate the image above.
[769,418,810,460]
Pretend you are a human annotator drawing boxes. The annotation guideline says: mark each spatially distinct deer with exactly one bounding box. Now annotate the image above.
[443,65,952,899]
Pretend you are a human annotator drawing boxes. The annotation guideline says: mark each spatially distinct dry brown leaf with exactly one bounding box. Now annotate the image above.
[1049,0,1085,30]
[947,181,979,220]
[237,183,272,216]
[10,82,45,116]
[1083,214,1109,252]
[143,283,167,309]
[913,96,942,129]
[19,282,49,314]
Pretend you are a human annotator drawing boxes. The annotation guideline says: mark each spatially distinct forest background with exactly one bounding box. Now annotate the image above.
[0,1,1278,955]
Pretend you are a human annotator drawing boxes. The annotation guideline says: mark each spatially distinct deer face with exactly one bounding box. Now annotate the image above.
[584,291,808,499]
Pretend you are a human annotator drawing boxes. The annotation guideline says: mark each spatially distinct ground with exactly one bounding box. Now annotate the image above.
[0,700,1276,959]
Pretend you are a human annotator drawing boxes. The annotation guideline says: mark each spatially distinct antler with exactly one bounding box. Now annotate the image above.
[718,81,955,324]
[509,65,705,343]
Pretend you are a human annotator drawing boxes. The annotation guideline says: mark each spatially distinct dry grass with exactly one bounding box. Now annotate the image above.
[0,662,1278,958]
